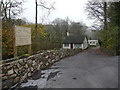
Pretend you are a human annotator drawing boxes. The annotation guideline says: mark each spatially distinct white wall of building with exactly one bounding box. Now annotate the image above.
[82,37,88,49]
[88,40,98,46]
[63,44,71,49]
[63,37,89,50]
[73,44,82,49]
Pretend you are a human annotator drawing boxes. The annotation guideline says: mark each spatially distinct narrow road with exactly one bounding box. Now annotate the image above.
[21,48,118,89]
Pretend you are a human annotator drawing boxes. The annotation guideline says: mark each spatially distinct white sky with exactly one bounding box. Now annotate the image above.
[18,0,94,27]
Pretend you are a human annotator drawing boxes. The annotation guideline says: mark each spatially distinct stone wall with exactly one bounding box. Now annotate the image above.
[1,49,81,89]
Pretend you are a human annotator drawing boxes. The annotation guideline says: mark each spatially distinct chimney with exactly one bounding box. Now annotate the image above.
[67,32,70,36]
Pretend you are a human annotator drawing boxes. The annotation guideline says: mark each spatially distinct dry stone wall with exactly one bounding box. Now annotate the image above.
[1,49,81,89]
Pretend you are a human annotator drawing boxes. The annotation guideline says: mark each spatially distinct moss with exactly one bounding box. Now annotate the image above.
[24,54,30,57]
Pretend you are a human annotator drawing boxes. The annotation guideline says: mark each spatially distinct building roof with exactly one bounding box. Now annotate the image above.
[63,35,86,44]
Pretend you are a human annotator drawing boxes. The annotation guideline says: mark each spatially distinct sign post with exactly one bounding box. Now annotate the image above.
[13,28,17,57]
[28,45,32,54]
[13,26,32,57]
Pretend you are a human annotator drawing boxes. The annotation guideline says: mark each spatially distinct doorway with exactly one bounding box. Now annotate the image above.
[70,43,73,49]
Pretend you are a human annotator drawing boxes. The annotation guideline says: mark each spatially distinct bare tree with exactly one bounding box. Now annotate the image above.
[35,0,55,26]
[52,17,70,37]
[85,1,108,30]
[34,0,55,50]
[38,0,55,14]
[104,2,107,31]
[35,0,55,38]
[85,1,104,22]
[1,0,24,20]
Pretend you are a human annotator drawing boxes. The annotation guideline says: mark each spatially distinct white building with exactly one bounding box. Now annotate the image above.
[62,35,89,50]
[88,40,98,46]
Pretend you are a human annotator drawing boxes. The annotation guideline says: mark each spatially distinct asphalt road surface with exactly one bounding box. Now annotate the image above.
[20,48,118,89]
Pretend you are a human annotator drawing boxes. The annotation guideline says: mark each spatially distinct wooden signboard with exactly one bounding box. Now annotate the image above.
[13,26,32,57]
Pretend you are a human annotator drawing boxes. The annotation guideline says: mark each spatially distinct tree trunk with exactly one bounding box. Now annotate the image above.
[104,2,107,31]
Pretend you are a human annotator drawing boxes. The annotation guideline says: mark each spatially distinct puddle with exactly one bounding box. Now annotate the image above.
[73,78,77,80]
[20,69,61,89]
[48,67,60,69]
[47,71,60,81]
[17,86,38,90]
[10,86,38,90]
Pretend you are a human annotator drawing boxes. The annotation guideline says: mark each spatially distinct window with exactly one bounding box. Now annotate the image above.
[64,44,69,47]
[93,42,95,44]
[74,44,81,48]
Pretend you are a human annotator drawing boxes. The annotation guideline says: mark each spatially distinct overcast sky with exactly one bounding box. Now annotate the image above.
[18,0,94,27]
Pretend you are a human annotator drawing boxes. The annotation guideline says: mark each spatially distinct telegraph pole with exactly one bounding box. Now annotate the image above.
[35,0,38,31]
[34,0,38,51]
